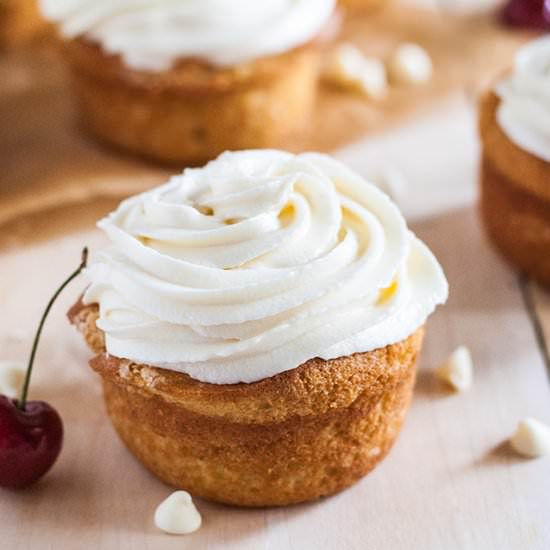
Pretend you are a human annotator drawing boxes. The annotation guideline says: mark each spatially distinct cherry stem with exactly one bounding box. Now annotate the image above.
[18,248,88,411]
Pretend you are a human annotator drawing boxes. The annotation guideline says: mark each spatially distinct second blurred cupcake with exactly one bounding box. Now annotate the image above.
[39,0,337,165]
[479,37,550,285]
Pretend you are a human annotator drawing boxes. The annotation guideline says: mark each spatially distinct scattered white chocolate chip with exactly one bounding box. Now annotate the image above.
[324,43,387,99]
[510,418,550,458]
[388,43,433,85]
[154,491,202,535]
[0,361,26,398]
[436,346,473,392]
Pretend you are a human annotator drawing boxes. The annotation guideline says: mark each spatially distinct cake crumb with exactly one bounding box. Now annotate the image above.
[510,418,550,458]
[118,362,131,380]
[436,346,473,392]
[368,446,381,457]
[154,491,202,535]
[140,367,159,388]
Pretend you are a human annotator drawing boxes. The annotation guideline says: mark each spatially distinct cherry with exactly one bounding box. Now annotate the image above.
[0,397,63,489]
[0,248,88,490]
[501,0,550,30]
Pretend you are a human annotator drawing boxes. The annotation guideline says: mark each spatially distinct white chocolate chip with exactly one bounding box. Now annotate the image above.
[388,43,433,85]
[325,43,387,99]
[0,361,26,399]
[154,491,202,535]
[436,346,473,392]
[510,418,550,458]
[355,58,387,100]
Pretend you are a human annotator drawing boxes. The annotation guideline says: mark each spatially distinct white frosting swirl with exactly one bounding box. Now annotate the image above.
[39,0,336,71]
[84,150,448,384]
[496,36,550,163]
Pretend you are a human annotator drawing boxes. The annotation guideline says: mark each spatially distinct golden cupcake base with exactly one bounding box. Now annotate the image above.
[0,0,48,48]
[70,301,423,507]
[479,92,550,286]
[63,39,322,166]
[340,0,389,12]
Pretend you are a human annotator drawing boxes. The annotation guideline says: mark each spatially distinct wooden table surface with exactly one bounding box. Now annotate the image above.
[1,92,549,550]
[1,4,549,550]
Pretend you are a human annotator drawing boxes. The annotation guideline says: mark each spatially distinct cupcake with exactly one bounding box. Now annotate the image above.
[0,0,47,47]
[38,0,337,165]
[339,0,388,13]
[69,150,447,507]
[480,37,550,285]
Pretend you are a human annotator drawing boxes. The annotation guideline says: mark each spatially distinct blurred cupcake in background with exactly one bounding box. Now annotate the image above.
[39,0,338,165]
[1,0,48,48]
[480,36,550,285]
[339,0,389,13]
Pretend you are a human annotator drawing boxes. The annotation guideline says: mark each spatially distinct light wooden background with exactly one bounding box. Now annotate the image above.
[1,2,549,549]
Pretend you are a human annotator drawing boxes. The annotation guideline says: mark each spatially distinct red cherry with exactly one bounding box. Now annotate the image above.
[0,396,63,489]
[0,248,88,490]
[501,0,550,30]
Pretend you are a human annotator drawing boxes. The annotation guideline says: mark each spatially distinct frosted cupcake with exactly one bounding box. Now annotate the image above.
[39,0,337,165]
[69,150,448,506]
[480,37,550,285]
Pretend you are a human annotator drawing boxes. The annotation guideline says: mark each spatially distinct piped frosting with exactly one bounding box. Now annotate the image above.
[84,150,448,384]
